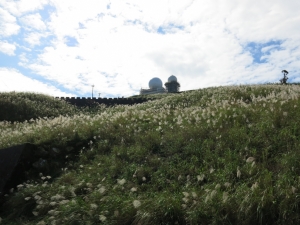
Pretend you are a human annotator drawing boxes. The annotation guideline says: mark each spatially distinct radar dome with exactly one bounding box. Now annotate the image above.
[149,77,163,89]
[168,75,177,82]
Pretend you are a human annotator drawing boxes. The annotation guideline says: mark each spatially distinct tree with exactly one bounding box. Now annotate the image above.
[280,70,288,84]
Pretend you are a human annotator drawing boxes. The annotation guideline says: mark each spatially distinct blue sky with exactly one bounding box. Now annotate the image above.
[0,0,300,97]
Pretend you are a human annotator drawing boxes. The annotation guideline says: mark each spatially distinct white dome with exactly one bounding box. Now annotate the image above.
[168,75,177,82]
[149,77,163,89]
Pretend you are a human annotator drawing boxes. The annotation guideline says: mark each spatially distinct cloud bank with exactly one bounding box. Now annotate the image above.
[0,0,299,97]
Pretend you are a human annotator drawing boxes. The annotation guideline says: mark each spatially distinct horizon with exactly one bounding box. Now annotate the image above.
[0,0,300,98]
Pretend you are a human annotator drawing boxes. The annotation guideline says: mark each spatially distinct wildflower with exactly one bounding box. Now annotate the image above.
[182,197,189,203]
[133,200,141,208]
[25,197,31,201]
[48,210,59,216]
[205,195,210,203]
[37,221,46,225]
[49,202,56,206]
[209,168,214,174]
[114,210,119,217]
[197,174,205,181]
[191,192,197,198]
[37,200,44,205]
[51,194,65,201]
[17,184,24,190]
[32,211,39,216]
[142,177,146,181]
[283,112,288,116]
[99,186,106,194]
[251,182,258,190]
[215,184,221,189]
[59,200,70,205]
[131,187,137,192]
[237,168,241,178]
[117,178,126,185]
[224,182,231,188]
[182,192,189,197]
[34,195,42,201]
[223,192,229,203]
[246,157,255,163]
[90,204,98,209]
[210,190,217,198]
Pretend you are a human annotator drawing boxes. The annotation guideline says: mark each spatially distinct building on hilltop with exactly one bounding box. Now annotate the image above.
[140,77,166,95]
[165,75,180,93]
[140,75,180,95]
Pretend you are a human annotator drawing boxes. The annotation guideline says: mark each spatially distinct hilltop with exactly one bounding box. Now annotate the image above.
[1,84,300,224]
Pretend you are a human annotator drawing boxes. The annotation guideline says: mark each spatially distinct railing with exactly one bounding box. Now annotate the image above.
[55,97,153,107]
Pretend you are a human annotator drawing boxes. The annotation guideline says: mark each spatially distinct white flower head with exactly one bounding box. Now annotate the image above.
[90,204,98,210]
[223,192,229,203]
[210,190,217,198]
[133,200,141,208]
[99,215,107,222]
[251,182,258,190]
[197,174,205,181]
[246,157,255,163]
[99,187,106,194]
[182,192,189,198]
[224,182,231,188]
[191,192,197,198]
[117,178,126,185]
[131,187,137,192]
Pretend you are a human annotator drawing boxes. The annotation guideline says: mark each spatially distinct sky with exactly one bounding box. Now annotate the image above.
[0,0,300,98]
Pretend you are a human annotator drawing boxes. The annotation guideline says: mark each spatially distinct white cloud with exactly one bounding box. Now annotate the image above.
[0,0,50,17]
[0,8,20,37]
[0,68,72,96]
[1,0,300,97]
[0,41,16,55]
[23,31,50,47]
[19,13,46,31]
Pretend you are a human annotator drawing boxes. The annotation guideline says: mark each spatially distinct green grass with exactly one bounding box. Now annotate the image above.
[0,92,78,122]
[1,84,300,224]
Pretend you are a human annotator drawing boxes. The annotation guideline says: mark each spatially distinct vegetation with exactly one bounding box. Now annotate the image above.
[0,92,77,122]
[1,84,300,224]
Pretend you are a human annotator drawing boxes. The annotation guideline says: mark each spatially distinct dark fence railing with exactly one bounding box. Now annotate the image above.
[55,97,153,107]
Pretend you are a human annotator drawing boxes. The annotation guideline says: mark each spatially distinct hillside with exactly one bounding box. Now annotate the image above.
[0,92,77,122]
[1,84,300,224]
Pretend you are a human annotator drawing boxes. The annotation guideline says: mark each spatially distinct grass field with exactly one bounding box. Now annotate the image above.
[1,84,300,224]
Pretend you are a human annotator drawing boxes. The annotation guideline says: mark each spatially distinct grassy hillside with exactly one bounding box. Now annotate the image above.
[0,92,77,122]
[1,84,300,224]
